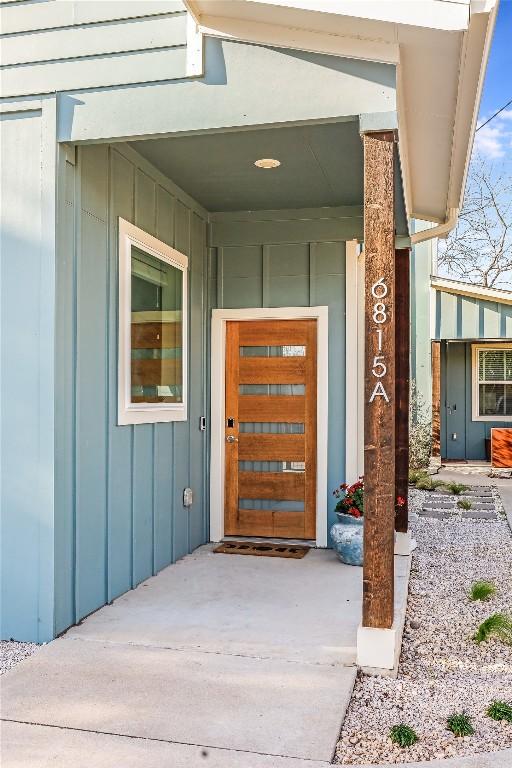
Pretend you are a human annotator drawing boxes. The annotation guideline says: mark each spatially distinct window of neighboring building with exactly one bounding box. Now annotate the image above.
[472,344,512,422]
[118,218,188,425]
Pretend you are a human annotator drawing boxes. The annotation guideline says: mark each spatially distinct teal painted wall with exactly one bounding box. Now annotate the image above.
[54,143,209,635]
[209,211,352,535]
[411,238,433,422]
[435,291,512,339]
[1,100,56,642]
[441,342,511,461]
[2,1,187,98]
[435,288,512,461]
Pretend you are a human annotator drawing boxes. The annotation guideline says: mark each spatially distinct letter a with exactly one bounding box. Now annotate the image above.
[369,381,389,403]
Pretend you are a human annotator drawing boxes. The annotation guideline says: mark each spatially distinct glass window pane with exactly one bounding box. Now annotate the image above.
[506,351,512,382]
[239,384,305,395]
[506,384,512,416]
[479,350,505,382]
[479,383,505,416]
[240,345,306,357]
[238,423,305,433]
[238,499,305,512]
[130,245,183,404]
[239,461,305,473]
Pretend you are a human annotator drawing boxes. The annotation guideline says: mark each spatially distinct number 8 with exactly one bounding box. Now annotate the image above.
[373,303,387,323]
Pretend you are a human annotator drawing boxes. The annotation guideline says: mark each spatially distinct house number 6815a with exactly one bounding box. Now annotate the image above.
[369,277,390,403]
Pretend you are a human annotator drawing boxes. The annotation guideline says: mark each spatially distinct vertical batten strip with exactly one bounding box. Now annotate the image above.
[262,244,270,307]
[362,131,396,630]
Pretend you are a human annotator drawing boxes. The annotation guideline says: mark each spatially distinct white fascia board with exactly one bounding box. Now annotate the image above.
[186,12,204,76]
[431,276,512,306]
[446,2,499,211]
[248,1,471,30]
[190,1,471,31]
[197,14,399,64]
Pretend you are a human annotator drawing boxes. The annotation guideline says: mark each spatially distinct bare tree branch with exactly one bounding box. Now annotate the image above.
[437,155,512,289]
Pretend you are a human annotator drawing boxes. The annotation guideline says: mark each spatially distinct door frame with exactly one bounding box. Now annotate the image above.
[210,306,329,546]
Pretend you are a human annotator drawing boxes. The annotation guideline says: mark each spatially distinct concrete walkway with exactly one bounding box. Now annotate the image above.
[1,544,376,767]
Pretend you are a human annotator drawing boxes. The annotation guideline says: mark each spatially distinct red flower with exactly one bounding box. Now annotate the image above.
[396,496,406,507]
[351,508,362,518]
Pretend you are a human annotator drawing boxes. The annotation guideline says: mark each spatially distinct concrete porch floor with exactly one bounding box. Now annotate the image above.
[1,545,410,767]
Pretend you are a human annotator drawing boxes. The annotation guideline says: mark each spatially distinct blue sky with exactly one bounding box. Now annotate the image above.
[473,0,512,164]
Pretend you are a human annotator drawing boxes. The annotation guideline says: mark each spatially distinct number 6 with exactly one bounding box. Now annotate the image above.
[371,277,388,299]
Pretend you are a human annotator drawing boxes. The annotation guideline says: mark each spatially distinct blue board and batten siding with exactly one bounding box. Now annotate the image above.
[209,211,352,535]
[54,144,209,634]
[434,289,512,461]
[440,342,511,461]
[435,290,512,340]
[0,99,57,642]
[1,0,395,642]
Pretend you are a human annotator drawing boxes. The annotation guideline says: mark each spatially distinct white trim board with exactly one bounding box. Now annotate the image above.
[471,343,512,424]
[210,306,329,547]
[118,217,188,425]
[345,241,365,483]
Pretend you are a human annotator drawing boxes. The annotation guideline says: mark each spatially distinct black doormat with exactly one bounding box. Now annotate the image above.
[214,541,310,559]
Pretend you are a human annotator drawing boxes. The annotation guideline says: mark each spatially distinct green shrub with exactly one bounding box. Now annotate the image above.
[473,613,512,646]
[457,499,473,510]
[445,482,469,495]
[469,581,496,602]
[487,700,512,723]
[409,380,432,470]
[446,712,475,737]
[389,724,418,748]
[415,476,446,492]
[409,469,429,486]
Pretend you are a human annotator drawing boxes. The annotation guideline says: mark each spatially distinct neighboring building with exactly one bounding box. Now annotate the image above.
[0,0,497,668]
[432,277,512,462]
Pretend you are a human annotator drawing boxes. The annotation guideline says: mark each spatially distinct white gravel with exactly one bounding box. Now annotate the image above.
[336,487,512,765]
[0,641,40,675]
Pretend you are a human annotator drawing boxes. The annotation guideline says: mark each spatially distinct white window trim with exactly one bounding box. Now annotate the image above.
[210,306,329,547]
[471,343,512,423]
[345,240,364,483]
[118,217,188,425]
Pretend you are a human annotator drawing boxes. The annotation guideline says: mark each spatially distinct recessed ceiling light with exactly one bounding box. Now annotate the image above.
[254,158,281,169]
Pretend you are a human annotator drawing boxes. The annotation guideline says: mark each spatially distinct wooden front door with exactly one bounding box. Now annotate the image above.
[224,319,317,540]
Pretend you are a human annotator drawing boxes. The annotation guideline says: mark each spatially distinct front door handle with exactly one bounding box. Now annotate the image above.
[226,435,238,443]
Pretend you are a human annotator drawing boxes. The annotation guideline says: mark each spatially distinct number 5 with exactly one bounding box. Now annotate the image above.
[372,355,386,378]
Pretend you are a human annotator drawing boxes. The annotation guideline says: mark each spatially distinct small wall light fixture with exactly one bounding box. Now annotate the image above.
[254,158,281,169]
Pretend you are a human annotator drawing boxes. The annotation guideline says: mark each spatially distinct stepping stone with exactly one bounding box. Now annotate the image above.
[418,509,451,519]
[422,502,455,510]
[469,499,495,509]
[461,510,497,520]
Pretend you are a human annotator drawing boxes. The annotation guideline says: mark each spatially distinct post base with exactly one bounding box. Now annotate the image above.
[357,623,400,672]
[394,530,416,556]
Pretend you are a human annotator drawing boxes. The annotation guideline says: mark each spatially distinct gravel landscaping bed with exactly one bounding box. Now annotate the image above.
[335,486,512,765]
[0,641,40,675]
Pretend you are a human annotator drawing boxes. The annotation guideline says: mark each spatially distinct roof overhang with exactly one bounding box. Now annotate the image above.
[432,275,512,306]
[184,0,499,231]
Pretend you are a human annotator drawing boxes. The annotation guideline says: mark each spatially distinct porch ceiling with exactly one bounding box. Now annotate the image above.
[130,120,408,234]
[130,120,363,213]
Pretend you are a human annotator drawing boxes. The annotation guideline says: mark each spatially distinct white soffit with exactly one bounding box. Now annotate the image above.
[185,0,498,227]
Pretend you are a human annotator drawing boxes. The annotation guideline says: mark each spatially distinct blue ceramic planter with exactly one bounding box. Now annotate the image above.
[330,512,363,566]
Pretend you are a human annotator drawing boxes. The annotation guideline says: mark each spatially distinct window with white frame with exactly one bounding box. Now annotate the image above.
[473,345,512,421]
[118,218,188,425]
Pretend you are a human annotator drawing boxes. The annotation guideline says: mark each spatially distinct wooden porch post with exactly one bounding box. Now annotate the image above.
[395,248,410,533]
[432,341,441,459]
[362,131,395,630]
